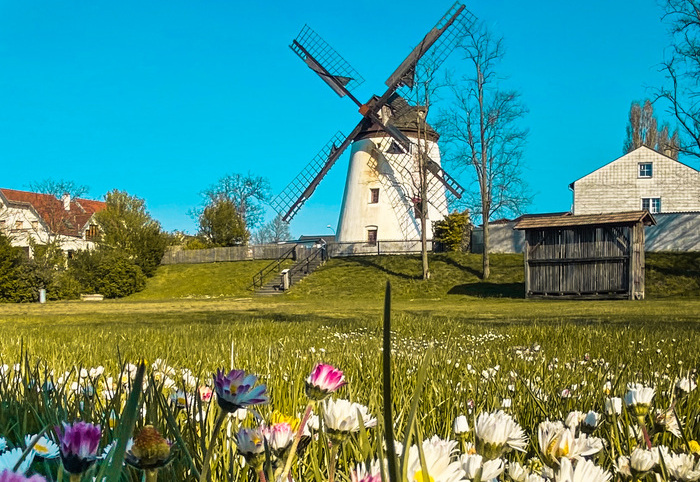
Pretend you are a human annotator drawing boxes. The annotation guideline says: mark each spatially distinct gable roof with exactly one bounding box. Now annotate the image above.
[0,188,106,237]
[514,211,656,230]
[569,146,700,189]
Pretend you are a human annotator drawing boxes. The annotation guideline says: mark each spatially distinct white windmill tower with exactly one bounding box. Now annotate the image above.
[271,3,475,244]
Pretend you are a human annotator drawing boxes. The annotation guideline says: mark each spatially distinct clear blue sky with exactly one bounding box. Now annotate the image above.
[0,1,682,237]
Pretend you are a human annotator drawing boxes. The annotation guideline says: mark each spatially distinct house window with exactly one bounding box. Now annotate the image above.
[367,228,378,246]
[639,162,653,178]
[86,224,100,241]
[31,221,39,231]
[15,220,23,230]
[642,197,661,214]
[370,188,379,204]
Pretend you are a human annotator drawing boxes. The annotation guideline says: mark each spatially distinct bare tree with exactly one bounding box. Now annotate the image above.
[623,99,680,158]
[200,173,271,231]
[27,179,89,252]
[659,0,700,159]
[437,22,530,279]
[253,214,291,244]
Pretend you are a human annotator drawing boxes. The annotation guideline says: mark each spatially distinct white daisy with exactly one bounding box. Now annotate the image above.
[405,436,465,482]
[0,447,35,474]
[474,410,527,459]
[24,434,59,459]
[555,457,611,482]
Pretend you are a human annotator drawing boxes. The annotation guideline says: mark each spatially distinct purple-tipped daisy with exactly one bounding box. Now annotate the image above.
[213,369,268,413]
[305,363,346,401]
[0,470,47,482]
[55,421,101,475]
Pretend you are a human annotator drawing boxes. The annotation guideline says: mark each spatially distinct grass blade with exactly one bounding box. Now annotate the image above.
[382,281,400,482]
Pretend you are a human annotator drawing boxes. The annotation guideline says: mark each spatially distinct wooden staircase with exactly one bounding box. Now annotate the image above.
[253,244,327,296]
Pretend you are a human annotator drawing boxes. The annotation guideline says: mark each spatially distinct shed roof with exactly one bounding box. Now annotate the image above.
[514,211,656,230]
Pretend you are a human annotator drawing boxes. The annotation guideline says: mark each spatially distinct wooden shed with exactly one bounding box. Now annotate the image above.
[514,211,656,300]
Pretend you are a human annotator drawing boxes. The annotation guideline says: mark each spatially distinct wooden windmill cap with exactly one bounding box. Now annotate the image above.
[355,94,440,142]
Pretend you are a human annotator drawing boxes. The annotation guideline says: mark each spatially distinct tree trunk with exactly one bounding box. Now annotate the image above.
[421,203,430,280]
[482,219,490,279]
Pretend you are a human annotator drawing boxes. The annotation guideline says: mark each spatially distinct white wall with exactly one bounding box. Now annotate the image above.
[336,136,448,243]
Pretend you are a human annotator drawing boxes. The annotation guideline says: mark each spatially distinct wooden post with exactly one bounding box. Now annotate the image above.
[523,233,530,298]
[628,223,636,300]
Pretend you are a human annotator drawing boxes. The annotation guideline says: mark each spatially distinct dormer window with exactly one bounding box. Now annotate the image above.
[639,162,653,178]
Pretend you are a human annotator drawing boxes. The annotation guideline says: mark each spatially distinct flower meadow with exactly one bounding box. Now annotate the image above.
[0,291,699,480]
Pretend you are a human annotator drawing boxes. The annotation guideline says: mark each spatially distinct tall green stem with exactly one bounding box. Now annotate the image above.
[280,402,313,479]
[145,469,159,482]
[199,409,228,482]
[69,475,81,482]
[328,443,339,482]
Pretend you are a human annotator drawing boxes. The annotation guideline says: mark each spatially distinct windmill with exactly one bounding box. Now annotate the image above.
[271,3,475,243]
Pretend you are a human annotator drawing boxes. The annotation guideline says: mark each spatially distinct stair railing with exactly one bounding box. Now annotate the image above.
[250,244,298,290]
[287,243,327,288]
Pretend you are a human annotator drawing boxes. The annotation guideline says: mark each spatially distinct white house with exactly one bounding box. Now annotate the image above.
[569,146,700,215]
[0,188,105,257]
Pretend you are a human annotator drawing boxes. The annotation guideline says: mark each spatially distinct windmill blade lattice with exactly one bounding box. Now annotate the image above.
[271,131,349,222]
[394,2,476,105]
[366,141,420,240]
[291,25,365,97]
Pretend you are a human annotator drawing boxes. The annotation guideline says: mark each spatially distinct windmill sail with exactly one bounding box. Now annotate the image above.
[271,125,362,222]
[290,25,365,98]
[387,2,476,105]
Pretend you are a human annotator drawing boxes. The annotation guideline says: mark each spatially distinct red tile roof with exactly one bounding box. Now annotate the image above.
[0,188,106,238]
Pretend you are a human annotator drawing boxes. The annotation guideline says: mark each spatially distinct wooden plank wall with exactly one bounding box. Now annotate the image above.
[525,224,641,299]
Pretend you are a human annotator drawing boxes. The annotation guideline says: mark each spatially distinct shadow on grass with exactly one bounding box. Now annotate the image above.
[344,257,422,280]
[447,282,525,298]
[437,255,482,278]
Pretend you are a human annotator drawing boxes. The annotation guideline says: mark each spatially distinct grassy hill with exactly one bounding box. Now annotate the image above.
[127,259,292,300]
[129,252,700,301]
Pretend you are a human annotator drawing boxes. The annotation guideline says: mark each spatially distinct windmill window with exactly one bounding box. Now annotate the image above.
[31,221,39,230]
[638,162,653,178]
[370,188,379,204]
[642,197,661,214]
[367,228,378,246]
[15,220,23,230]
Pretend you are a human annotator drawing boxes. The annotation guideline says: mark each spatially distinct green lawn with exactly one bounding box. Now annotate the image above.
[125,251,700,301]
[0,252,699,481]
[127,258,292,300]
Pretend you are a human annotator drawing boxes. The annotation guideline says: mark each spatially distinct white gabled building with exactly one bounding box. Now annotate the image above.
[569,146,700,215]
[0,188,105,257]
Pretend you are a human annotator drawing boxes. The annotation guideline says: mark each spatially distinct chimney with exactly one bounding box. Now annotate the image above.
[62,193,71,211]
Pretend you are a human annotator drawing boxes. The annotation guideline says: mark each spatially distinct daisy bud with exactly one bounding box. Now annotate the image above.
[127,426,172,469]
[453,415,470,435]
[305,363,346,401]
[624,383,655,417]
[55,421,101,475]
[605,397,622,416]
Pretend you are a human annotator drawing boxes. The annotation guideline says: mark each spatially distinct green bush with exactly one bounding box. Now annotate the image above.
[0,234,35,302]
[69,249,146,298]
[432,211,472,252]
